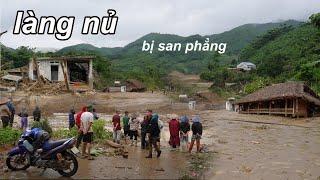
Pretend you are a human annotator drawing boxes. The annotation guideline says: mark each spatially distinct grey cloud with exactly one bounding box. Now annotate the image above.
[0,0,319,49]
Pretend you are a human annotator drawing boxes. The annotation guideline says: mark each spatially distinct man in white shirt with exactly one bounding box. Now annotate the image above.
[80,111,94,160]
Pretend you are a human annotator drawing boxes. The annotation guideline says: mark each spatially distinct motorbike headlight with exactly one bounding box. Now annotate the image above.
[23,140,34,152]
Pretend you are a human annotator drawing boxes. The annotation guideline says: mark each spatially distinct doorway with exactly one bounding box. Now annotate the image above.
[51,65,59,81]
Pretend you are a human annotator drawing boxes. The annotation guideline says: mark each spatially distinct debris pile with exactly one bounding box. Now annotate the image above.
[21,76,67,95]
[105,140,129,158]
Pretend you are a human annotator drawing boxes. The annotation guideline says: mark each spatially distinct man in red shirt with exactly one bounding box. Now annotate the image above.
[76,106,87,148]
[112,110,121,144]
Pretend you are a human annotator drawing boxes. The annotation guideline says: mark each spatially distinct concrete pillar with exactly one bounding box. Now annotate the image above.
[88,60,93,89]
[269,101,271,115]
[293,98,295,116]
[28,58,34,80]
[296,98,299,118]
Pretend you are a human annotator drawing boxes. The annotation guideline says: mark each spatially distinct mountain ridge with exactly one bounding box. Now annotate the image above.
[57,20,303,57]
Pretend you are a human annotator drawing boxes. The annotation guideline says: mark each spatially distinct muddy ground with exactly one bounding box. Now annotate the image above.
[9,91,174,116]
[3,146,190,179]
[1,90,320,179]
[202,111,320,180]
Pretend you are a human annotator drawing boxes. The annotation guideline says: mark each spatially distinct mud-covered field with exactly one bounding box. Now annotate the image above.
[202,110,320,180]
[2,91,320,179]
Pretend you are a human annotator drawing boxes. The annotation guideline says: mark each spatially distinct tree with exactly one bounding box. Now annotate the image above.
[310,13,320,29]
[257,53,287,78]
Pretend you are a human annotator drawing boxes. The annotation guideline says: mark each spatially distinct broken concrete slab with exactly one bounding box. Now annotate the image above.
[1,74,22,82]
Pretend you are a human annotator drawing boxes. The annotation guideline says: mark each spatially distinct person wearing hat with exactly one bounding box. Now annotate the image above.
[146,111,161,158]
[0,98,11,128]
[168,114,180,149]
[179,115,190,151]
[189,115,203,153]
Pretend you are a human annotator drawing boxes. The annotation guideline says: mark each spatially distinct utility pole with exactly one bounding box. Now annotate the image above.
[0,30,7,100]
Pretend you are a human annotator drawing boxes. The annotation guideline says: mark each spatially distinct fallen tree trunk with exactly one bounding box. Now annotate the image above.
[105,140,124,148]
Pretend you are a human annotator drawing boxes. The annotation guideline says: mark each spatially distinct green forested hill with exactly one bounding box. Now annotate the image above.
[201,18,320,95]
[241,23,320,92]
[57,20,301,74]
[1,19,308,90]
[206,20,302,54]
[58,43,122,58]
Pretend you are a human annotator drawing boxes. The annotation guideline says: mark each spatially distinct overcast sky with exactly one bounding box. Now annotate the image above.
[0,0,319,49]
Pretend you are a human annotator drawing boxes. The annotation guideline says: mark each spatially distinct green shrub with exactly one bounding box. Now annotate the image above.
[92,119,111,140]
[244,77,271,94]
[50,119,112,141]
[0,128,22,145]
[31,119,53,134]
[52,127,78,139]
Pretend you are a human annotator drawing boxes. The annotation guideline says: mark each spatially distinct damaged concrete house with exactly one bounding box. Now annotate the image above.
[28,56,94,89]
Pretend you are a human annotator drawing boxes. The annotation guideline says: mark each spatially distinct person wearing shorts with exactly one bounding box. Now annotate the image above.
[189,115,203,153]
[179,115,190,151]
[129,113,139,146]
[81,110,94,160]
[83,132,93,143]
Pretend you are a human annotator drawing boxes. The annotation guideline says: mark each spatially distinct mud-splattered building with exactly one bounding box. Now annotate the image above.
[28,56,94,88]
[236,82,320,117]
[126,79,146,92]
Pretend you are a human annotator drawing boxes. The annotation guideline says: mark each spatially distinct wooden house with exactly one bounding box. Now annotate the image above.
[126,79,146,92]
[236,82,320,117]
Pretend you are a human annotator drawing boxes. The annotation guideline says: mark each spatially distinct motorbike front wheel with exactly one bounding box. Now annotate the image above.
[57,151,78,177]
[6,153,30,171]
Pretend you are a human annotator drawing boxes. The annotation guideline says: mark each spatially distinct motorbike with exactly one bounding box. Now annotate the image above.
[6,128,79,177]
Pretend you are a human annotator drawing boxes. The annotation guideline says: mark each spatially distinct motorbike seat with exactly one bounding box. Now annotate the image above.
[43,139,69,151]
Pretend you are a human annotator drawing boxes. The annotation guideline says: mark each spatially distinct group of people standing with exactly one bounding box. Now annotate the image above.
[111,109,203,158]
[112,109,162,158]
[0,97,41,132]
[168,114,203,153]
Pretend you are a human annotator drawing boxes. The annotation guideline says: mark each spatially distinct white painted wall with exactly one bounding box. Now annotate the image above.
[29,60,64,81]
